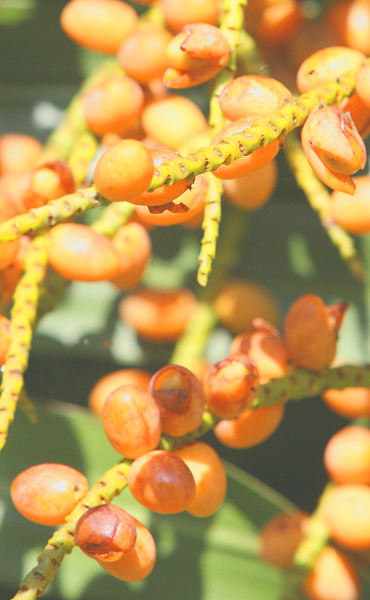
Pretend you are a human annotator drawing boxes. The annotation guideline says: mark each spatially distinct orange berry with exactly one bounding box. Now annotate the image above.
[303,546,360,600]
[118,24,172,85]
[109,222,152,290]
[159,0,222,33]
[119,287,196,343]
[149,364,205,436]
[219,75,293,121]
[322,484,370,550]
[335,93,370,139]
[133,148,192,207]
[23,160,75,210]
[301,106,367,195]
[326,0,370,56]
[0,170,31,213]
[11,463,88,526]
[0,235,31,306]
[330,176,370,234]
[230,319,290,380]
[135,173,208,226]
[127,450,196,513]
[259,511,309,569]
[94,139,154,203]
[322,387,370,419]
[203,355,259,419]
[0,134,42,175]
[47,223,120,282]
[83,75,144,137]
[356,61,370,109]
[141,95,208,150]
[102,384,161,459]
[253,0,302,47]
[214,279,281,335]
[88,368,152,418]
[324,426,370,485]
[212,117,281,180]
[0,190,21,269]
[214,404,285,448]
[75,504,137,560]
[60,0,138,55]
[284,295,345,372]
[96,517,156,581]
[223,159,277,211]
[174,442,227,517]
[296,46,365,94]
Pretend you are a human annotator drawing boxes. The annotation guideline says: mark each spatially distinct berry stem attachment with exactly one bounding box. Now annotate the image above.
[11,460,132,600]
[0,232,48,451]
[253,365,370,408]
[160,410,221,452]
[284,133,366,284]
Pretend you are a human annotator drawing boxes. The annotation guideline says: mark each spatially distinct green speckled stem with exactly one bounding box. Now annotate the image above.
[147,70,358,191]
[284,133,366,283]
[0,186,109,242]
[197,174,223,287]
[170,302,218,369]
[0,233,48,451]
[253,365,370,408]
[11,460,131,600]
[68,132,98,187]
[90,201,135,237]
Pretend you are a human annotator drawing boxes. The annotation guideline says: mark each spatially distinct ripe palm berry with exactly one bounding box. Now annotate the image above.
[230,318,290,381]
[324,426,370,485]
[118,24,173,85]
[47,223,120,282]
[119,287,196,343]
[60,0,138,55]
[127,450,196,514]
[296,46,366,94]
[252,0,302,48]
[326,0,370,56]
[322,484,370,551]
[174,442,227,517]
[330,176,370,234]
[214,404,285,449]
[93,139,154,204]
[303,546,360,600]
[301,106,367,195]
[203,355,259,420]
[164,23,230,89]
[0,315,11,365]
[11,463,88,526]
[223,159,278,212]
[0,134,43,175]
[135,173,208,226]
[23,160,75,211]
[75,505,137,560]
[211,117,281,180]
[259,511,309,569]
[0,190,20,270]
[82,75,144,137]
[102,384,161,459]
[96,516,156,582]
[284,295,347,372]
[132,148,192,207]
[88,368,152,418]
[0,170,31,213]
[149,364,205,436]
[356,62,370,109]
[141,95,208,151]
[214,279,281,335]
[322,387,370,419]
[219,75,292,122]
[109,222,152,291]
[159,0,221,33]
[335,93,370,140]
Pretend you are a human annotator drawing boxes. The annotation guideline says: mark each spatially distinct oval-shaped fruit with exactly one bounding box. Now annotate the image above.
[259,511,309,569]
[11,463,88,525]
[303,546,360,600]
[322,387,370,419]
[331,176,370,234]
[214,404,285,448]
[88,368,152,418]
[118,24,172,85]
[110,222,152,290]
[324,426,370,485]
[322,484,370,550]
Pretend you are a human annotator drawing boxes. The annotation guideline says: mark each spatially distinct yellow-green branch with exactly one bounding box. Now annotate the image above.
[198,174,223,286]
[11,460,131,600]
[0,233,49,451]
[284,133,366,283]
